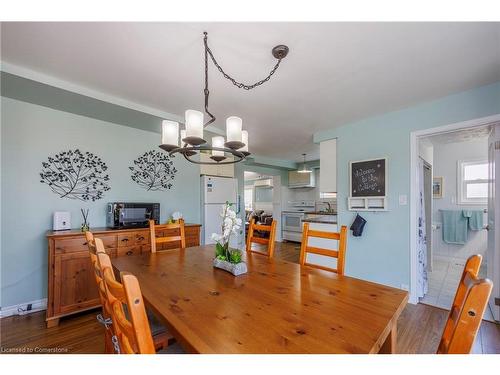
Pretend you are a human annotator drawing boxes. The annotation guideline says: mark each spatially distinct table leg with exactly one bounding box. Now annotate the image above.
[380,321,397,354]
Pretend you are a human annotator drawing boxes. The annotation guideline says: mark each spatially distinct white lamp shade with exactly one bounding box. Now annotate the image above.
[226,116,242,143]
[185,110,204,139]
[180,129,186,145]
[212,136,225,156]
[161,120,179,146]
[240,130,249,152]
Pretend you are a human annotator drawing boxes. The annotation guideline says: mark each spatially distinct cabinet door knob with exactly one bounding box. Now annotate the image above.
[121,238,129,242]
[137,236,145,241]
[126,251,133,256]
[83,242,88,246]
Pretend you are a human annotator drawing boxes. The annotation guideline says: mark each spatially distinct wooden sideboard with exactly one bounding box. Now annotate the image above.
[46,224,201,327]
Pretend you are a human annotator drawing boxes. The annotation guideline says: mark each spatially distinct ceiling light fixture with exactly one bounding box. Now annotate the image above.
[160,32,289,165]
[297,153,312,174]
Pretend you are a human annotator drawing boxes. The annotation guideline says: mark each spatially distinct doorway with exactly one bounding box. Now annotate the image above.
[410,114,500,323]
[243,171,282,242]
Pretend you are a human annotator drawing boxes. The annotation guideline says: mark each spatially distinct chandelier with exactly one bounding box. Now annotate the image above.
[159,32,289,164]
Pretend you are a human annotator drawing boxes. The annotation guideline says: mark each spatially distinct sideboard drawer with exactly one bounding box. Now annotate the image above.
[117,233,135,247]
[116,245,141,257]
[134,232,149,245]
[55,235,115,254]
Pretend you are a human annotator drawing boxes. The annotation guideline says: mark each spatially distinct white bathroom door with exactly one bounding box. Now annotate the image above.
[487,124,500,321]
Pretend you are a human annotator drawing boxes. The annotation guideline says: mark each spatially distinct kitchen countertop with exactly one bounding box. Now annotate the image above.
[282,211,337,215]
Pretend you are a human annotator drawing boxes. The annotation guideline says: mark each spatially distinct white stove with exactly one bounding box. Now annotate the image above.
[282,201,316,242]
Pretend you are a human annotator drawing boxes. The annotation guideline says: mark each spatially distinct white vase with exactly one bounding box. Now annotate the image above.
[213,258,248,276]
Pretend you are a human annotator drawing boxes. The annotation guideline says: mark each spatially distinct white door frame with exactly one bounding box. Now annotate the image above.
[409,113,500,304]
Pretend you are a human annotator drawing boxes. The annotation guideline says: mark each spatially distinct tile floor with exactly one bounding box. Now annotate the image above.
[420,257,495,322]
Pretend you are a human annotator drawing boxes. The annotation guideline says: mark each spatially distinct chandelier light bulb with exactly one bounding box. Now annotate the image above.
[225,116,244,150]
[240,130,249,152]
[212,136,225,156]
[184,109,206,145]
[161,120,179,147]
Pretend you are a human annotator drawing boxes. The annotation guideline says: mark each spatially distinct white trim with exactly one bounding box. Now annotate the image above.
[409,113,500,305]
[0,298,47,318]
[0,61,226,136]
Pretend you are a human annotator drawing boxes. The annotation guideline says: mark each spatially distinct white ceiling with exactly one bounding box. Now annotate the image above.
[2,22,499,161]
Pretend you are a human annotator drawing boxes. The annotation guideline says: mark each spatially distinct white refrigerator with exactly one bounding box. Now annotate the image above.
[201,175,240,248]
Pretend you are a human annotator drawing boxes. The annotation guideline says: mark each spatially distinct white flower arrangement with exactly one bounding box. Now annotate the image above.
[172,211,183,221]
[212,202,243,263]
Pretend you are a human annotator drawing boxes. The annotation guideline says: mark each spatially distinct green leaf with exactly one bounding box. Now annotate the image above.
[229,250,242,264]
[215,243,225,257]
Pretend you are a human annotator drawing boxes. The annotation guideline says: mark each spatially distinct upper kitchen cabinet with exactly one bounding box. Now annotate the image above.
[199,153,235,177]
[320,138,337,192]
[288,170,316,188]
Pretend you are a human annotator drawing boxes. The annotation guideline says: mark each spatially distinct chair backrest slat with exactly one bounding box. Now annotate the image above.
[246,218,277,258]
[299,224,347,275]
[149,219,186,253]
[437,254,493,354]
[98,250,155,354]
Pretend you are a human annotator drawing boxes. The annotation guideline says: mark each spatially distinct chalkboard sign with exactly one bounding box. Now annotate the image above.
[350,158,386,197]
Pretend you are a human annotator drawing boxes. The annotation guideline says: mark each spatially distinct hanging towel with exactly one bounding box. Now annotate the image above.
[463,210,484,230]
[441,210,468,245]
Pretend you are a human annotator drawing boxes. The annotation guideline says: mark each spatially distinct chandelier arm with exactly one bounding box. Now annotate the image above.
[203,32,283,91]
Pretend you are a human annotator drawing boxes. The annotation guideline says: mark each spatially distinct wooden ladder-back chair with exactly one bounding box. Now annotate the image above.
[85,233,115,353]
[246,218,277,258]
[149,219,186,253]
[94,239,172,353]
[437,254,493,354]
[299,224,348,275]
[98,250,156,354]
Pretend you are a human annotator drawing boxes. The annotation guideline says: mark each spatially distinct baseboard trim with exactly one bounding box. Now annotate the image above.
[0,298,47,318]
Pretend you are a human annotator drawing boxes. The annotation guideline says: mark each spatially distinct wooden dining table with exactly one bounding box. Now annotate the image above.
[112,245,409,354]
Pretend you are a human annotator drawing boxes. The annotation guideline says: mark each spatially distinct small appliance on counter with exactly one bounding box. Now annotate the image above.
[53,211,71,231]
[106,202,160,229]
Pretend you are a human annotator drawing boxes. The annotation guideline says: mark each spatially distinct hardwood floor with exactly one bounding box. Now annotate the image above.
[1,240,498,354]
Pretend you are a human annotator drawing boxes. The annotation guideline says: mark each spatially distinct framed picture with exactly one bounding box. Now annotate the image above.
[433,176,443,198]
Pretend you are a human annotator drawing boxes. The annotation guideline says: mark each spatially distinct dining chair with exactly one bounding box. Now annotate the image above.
[246,218,277,258]
[97,249,183,354]
[299,224,348,275]
[94,238,174,353]
[437,254,493,354]
[85,232,115,353]
[149,219,186,253]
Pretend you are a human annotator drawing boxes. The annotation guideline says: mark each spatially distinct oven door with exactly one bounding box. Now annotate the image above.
[282,213,304,232]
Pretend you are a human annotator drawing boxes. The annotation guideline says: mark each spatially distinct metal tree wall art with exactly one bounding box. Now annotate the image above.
[129,150,178,191]
[39,149,111,201]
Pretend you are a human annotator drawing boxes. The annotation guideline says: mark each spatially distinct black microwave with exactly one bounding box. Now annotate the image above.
[106,202,160,229]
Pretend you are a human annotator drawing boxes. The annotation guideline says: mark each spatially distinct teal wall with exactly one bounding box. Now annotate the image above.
[314,81,500,289]
[0,97,201,307]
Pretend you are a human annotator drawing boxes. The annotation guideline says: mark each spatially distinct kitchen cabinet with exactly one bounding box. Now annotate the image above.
[288,170,315,188]
[320,138,337,193]
[199,153,234,177]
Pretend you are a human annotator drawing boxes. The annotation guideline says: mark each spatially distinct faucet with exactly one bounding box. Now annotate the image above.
[323,201,332,213]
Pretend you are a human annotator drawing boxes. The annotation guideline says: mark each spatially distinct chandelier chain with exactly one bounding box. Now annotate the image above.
[204,32,283,91]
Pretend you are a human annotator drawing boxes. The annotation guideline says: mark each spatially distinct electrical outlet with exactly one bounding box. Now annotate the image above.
[400,284,409,291]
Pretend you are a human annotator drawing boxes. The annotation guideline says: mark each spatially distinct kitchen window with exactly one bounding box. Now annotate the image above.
[244,187,254,210]
[458,160,489,204]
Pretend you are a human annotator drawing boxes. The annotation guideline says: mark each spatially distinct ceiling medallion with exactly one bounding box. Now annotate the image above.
[159,32,289,165]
